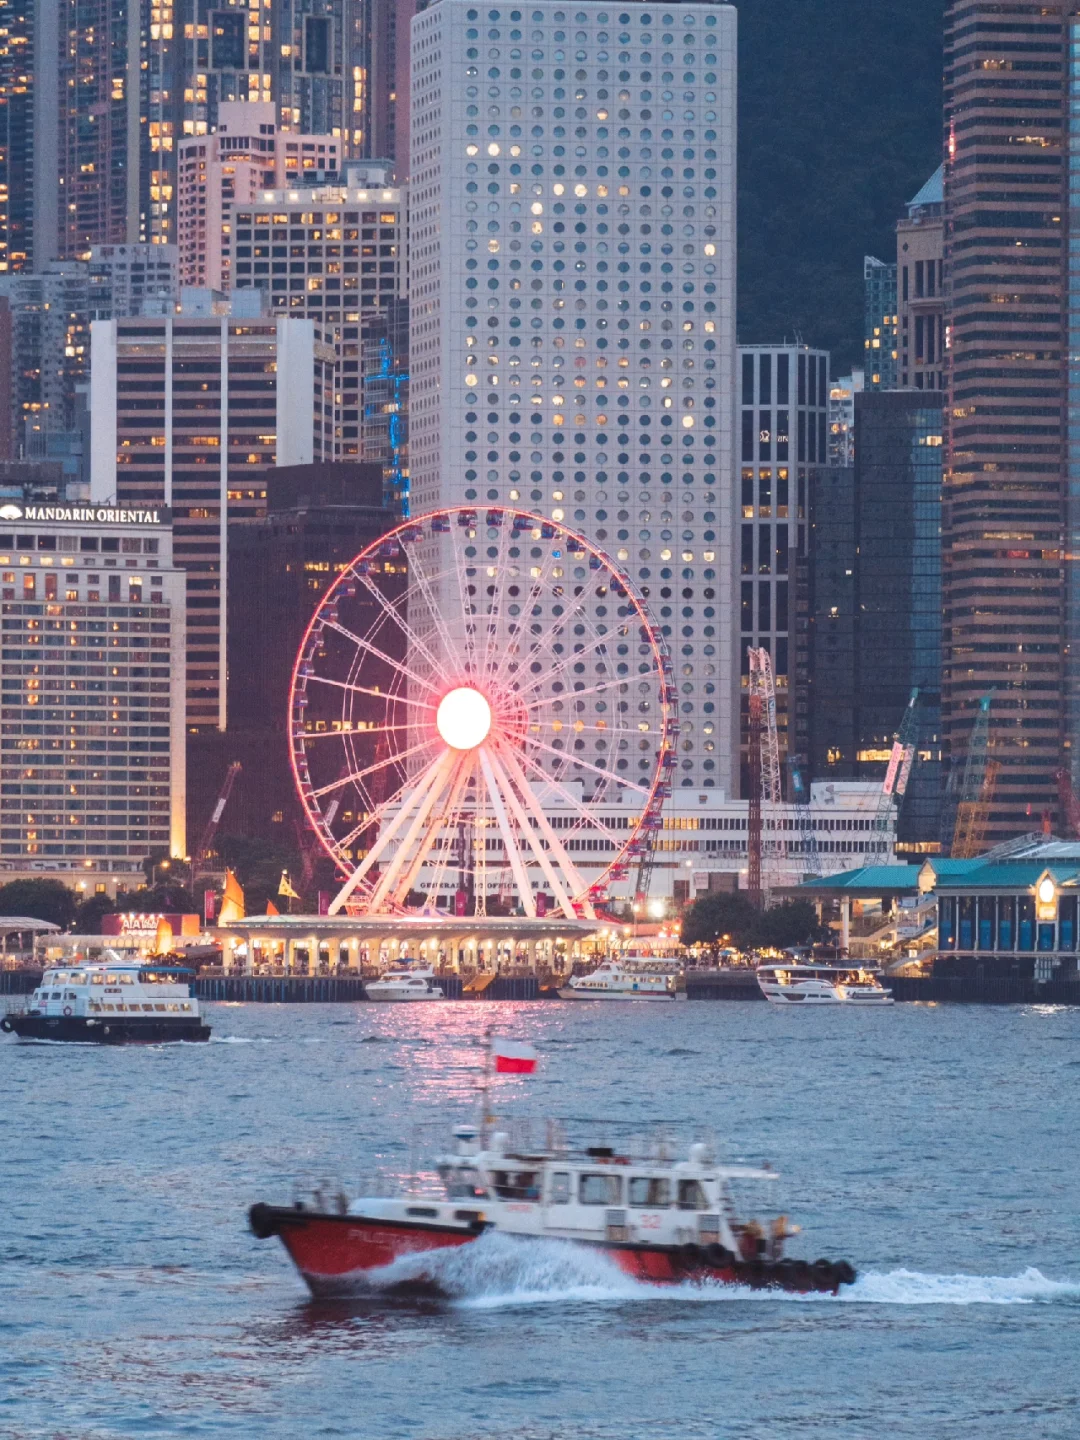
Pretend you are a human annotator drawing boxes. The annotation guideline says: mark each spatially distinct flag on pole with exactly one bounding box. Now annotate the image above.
[492,1038,538,1074]
[265,899,279,916]
[278,872,300,900]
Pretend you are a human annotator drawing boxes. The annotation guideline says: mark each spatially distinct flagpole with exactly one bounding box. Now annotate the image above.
[478,1023,494,1148]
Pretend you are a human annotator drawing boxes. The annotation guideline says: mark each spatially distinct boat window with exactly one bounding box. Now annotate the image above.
[50,992,62,1000]
[442,1166,487,1199]
[91,974,104,985]
[550,1172,571,1204]
[406,1206,438,1218]
[491,1170,541,1200]
[677,1179,708,1211]
[628,1176,671,1207]
[119,974,134,985]
[580,1173,622,1206]
[143,1004,154,1012]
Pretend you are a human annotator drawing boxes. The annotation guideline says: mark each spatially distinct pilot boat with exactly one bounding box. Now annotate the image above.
[365,966,445,1002]
[557,956,679,1001]
[249,1044,856,1298]
[0,954,210,1042]
[756,962,894,1006]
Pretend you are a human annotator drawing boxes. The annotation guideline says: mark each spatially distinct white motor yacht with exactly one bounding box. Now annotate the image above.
[756,962,893,1006]
[365,966,445,1002]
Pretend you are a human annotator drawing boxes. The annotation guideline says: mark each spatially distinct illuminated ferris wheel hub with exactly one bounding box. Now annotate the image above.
[288,506,677,920]
[436,687,492,751]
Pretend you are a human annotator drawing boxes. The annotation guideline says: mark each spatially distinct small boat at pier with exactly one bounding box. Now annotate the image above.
[557,954,679,1000]
[756,962,893,1006]
[365,965,445,1002]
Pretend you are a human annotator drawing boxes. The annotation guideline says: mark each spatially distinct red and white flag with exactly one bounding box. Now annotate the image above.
[492,1038,537,1075]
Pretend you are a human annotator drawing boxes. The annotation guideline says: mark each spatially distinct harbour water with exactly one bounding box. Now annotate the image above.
[2,1000,1079,1438]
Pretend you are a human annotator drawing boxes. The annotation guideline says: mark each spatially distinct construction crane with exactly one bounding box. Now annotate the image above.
[786,755,822,879]
[950,693,997,859]
[747,648,783,905]
[192,761,241,882]
[870,687,920,859]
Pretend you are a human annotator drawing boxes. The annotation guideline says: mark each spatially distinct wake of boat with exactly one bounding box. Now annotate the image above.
[360,1233,1080,1310]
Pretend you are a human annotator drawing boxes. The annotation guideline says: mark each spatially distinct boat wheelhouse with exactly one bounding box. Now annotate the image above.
[1,956,211,1043]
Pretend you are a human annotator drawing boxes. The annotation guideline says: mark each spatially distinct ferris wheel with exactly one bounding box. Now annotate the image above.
[288,506,677,918]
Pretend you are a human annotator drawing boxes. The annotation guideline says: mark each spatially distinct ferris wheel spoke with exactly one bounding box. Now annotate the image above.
[391,752,475,904]
[300,671,437,715]
[401,545,469,681]
[483,742,579,917]
[523,734,650,796]
[477,747,540,918]
[309,735,440,800]
[366,748,461,911]
[324,619,444,697]
[422,761,474,907]
[353,571,454,688]
[493,574,580,688]
[328,748,455,913]
[512,629,631,706]
[332,755,445,854]
[514,744,628,847]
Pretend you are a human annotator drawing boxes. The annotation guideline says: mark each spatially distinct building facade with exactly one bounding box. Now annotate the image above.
[863,254,897,391]
[176,101,341,290]
[738,343,827,786]
[827,368,862,468]
[409,0,738,794]
[0,499,186,882]
[89,295,334,730]
[943,1,1069,839]
[897,165,944,392]
[226,165,406,466]
[809,390,944,850]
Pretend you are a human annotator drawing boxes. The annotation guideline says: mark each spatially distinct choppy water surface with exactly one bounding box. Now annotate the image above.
[2,1000,1078,1439]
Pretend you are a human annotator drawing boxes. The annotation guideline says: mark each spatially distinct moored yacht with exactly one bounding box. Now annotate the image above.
[1,955,211,1042]
[756,962,893,1006]
[557,955,679,1000]
[365,965,445,1002]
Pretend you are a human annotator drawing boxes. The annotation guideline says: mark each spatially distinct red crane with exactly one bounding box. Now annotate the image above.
[192,761,241,881]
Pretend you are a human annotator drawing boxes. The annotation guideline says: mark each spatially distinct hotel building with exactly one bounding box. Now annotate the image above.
[409,0,738,794]
[0,500,186,883]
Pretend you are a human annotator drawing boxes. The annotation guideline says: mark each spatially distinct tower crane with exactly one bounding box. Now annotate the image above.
[950,692,997,859]
[870,687,920,859]
[192,761,241,883]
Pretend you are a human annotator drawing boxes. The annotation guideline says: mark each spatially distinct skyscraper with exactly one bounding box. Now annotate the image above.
[409,0,737,794]
[0,0,59,269]
[737,342,828,784]
[89,293,335,730]
[943,1,1069,837]
[863,254,897,391]
[897,165,943,392]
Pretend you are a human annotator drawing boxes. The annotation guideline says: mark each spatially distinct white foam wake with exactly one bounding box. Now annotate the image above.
[359,1234,1080,1310]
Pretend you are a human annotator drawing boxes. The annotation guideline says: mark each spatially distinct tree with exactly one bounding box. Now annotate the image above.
[680,891,761,949]
[0,879,78,930]
[680,892,828,953]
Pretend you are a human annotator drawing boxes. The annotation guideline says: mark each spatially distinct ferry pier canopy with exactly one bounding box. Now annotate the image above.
[213,914,604,976]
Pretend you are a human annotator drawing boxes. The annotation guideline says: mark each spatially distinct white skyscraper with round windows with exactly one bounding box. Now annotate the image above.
[409,0,737,797]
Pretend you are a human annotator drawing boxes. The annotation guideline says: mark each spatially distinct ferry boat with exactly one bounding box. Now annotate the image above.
[249,1118,856,1298]
[756,962,894,1006]
[0,955,211,1043]
[557,956,679,1001]
[365,966,445,1002]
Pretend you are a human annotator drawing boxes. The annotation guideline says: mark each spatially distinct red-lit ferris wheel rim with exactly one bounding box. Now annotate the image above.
[287,506,677,916]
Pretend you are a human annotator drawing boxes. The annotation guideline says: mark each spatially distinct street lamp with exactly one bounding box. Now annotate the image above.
[153,858,171,888]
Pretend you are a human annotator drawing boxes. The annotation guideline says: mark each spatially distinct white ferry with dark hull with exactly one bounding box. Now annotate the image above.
[1,957,210,1043]
[250,1122,856,1299]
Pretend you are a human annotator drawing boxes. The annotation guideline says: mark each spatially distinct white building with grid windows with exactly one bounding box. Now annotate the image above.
[409,0,737,797]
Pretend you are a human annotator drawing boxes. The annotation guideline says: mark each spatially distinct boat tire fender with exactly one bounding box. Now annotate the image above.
[833,1260,857,1287]
[0,1016,12,1033]
[249,1203,279,1240]
[679,1242,703,1269]
[705,1242,733,1268]
[63,1006,73,1017]
[813,1258,838,1289]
